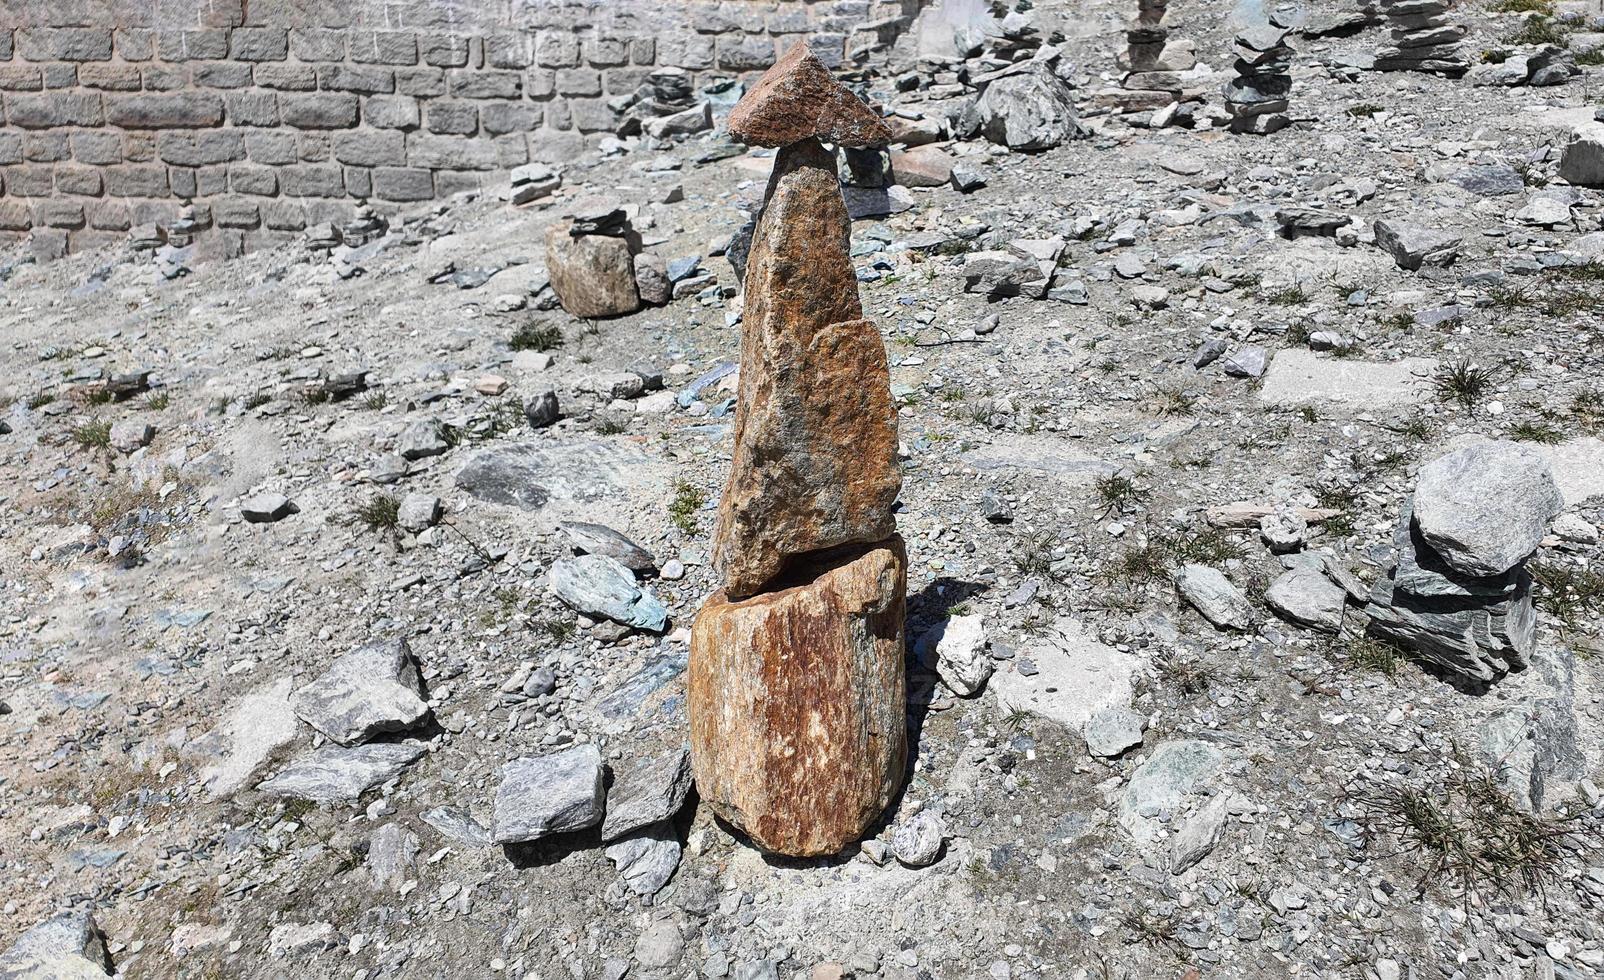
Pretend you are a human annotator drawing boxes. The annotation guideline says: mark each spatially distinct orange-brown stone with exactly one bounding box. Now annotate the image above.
[689,538,908,857]
[712,137,901,598]
[728,43,892,149]
[543,219,641,319]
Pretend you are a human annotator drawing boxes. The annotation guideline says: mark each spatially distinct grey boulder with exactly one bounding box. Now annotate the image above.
[292,637,430,746]
[604,824,682,896]
[971,68,1082,151]
[257,742,427,803]
[241,492,297,524]
[1413,441,1563,578]
[1083,705,1147,758]
[601,746,694,842]
[0,912,114,978]
[891,809,946,867]
[1372,218,1462,270]
[1175,564,1253,630]
[492,744,605,845]
[550,554,669,632]
[1265,566,1349,633]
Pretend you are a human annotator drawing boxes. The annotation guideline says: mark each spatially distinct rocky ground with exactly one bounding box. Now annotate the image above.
[3,0,1604,977]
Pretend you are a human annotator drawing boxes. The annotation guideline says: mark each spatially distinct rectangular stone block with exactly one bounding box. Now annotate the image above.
[24,133,68,162]
[106,92,223,128]
[536,33,580,68]
[297,131,330,161]
[584,38,628,67]
[230,27,288,61]
[104,165,169,197]
[332,128,405,166]
[434,170,486,197]
[2,165,53,196]
[555,68,601,97]
[0,200,31,231]
[769,8,812,32]
[88,200,132,231]
[0,30,12,61]
[157,130,246,166]
[395,68,445,97]
[603,67,653,95]
[55,166,102,196]
[344,166,372,198]
[630,38,655,65]
[33,200,86,229]
[350,31,418,66]
[227,91,278,126]
[528,127,586,163]
[425,100,477,135]
[363,95,419,130]
[279,163,344,197]
[419,34,470,68]
[158,30,230,62]
[318,64,394,94]
[141,64,187,91]
[263,199,305,230]
[0,66,43,91]
[122,132,155,163]
[493,133,528,167]
[449,70,521,99]
[6,92,103,128]
[372,166,433,201]
[658,35,714,70]
[486,34,533,69]
[78,63,141,90]
[717,36,776,71]
[17,28,113,62]
[0,133,19,165]
[193,61,254,88]
[213,197,261,228]
[526,68,555,99]
[290,29,346,62]
[253,63,317,90]
[481,101,541,135]
[229,164,279,195]
[71,131,123,165]
[114,29,154,62]
[280,92,359,128]
[42,64,78,89]
[244,130,297,165]
[406,133,498,170]
[569,98,620,133]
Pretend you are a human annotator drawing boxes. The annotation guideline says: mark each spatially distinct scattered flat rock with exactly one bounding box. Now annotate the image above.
[241,492,297,524]
[257,742,427,803]
[0,912,114,978]
[1083,705,1147,758]
[1265,566,1348,633]
[550,554,669,632]
[492,744,606,845]
[1414,441,1563,577]
[602,747,694,842]
[1175,564,1253,630]
[559,521,657,574]
[292,637,430,746]
[604,824,682,896]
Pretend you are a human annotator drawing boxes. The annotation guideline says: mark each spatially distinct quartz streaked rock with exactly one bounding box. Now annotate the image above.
[491,744,605,845]
[712,137,901,598]
[727,43,890,148]
[690,538,908,857]
[550,554,669,632]
[257,742,426,803]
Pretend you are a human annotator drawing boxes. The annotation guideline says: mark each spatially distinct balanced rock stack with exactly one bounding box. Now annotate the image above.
[1365,442,1563,685]
[1374,0,1468,75]
[1120,0,1197,111]
[1225,25,1294,135]
[688,43,908,858]
[543,197,644,319]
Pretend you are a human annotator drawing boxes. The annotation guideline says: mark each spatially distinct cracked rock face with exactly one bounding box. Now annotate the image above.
[711,137,901,598]
[689,539,908,857]
[1412,440,1564,578]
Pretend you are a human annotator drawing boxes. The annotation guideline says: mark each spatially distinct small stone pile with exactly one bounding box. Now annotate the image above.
[1365,441,1563,685]
[1374,0,1468,75]
[1225,24,1293,134]
[612,67,714,140]
[543,197,644,318]
[688,43,908,858]
[1119,0,1197,112]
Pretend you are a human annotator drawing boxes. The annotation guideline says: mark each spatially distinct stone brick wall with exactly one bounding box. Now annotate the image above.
[0,0,925,255]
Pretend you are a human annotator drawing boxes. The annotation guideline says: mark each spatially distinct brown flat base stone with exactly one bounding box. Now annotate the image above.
[689,537,908,857]
[543,219,641,319]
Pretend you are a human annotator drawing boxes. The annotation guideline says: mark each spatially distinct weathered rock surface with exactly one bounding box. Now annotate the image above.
[726,43,890,148]
[1265,566,1349,632]
[712,137,901,598]
[257,742,427,803]
[604,824,681,896]
[1175,564,1253,630]
[0,912,114,979]
[492,744,606,845]
[601,747,694,842]
[916,613,992,696]
[550,554,669,632]
[1413,441,1563,578]
[689,538,907,857]
[193,677,300,799]
[1373,217,1462,270]
[544,219,641,318]
[971,67,1081,150]
[292,637,430,747]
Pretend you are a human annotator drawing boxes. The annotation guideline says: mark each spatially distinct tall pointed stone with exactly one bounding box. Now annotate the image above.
[691,41,908,858]
[712,137,901,598]
[728,43,892,149]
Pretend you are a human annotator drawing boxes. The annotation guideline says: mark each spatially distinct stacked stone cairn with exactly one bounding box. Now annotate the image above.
[1374,0,1468,75]
[542,197,644,318]
[1119,0,1198,113]
[1225,24,1294,134]
[687,44,908,858]
[1365,441,1563,685]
